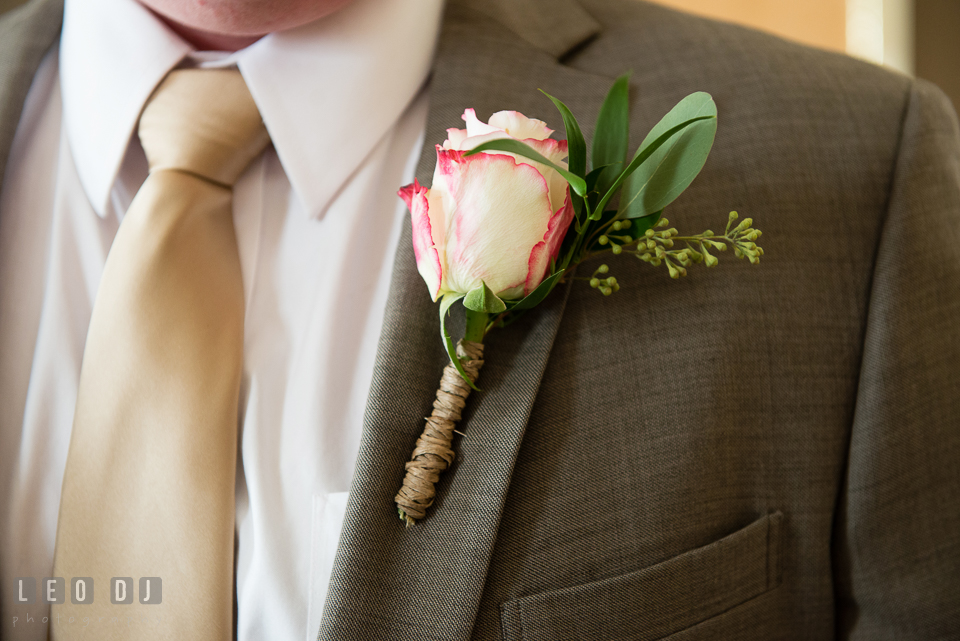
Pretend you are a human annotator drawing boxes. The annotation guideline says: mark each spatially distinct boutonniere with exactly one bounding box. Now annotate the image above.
[395,74,764,526]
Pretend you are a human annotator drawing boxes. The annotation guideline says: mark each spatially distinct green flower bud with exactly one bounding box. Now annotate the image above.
[607,276,618,286]
[704,230,714,237]
[598,235,609,245]
[611,244,622,255]
[590,278,600,288]
[656,217,669,228]
[646,240,656,250]
[705,253,719,267]
[598,264,610,274]
[601,286,613,296]
[667,262,680,279]
[645,228,655,238]
[612,283,620,292]
[728,211,739,222]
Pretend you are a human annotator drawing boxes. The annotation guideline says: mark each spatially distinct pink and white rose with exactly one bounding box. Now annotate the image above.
[399,108,575,302]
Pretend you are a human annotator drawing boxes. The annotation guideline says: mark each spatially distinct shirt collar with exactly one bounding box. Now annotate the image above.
[60,0,444,219]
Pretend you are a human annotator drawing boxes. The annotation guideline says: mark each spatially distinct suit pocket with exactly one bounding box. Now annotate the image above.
[500,511,784,641]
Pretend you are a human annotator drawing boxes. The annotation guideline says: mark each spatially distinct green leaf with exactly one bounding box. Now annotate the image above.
[540,90,586,178]
[439,293,478,391]
[593,114,716,217]
[585,164,616,220]
[541,90,588,218]
[465,139,587,197]
[618,92,717,219]
[507,270,566,312]
[463,281,507,313]
[585,164,612,193]
[591,72,631,198]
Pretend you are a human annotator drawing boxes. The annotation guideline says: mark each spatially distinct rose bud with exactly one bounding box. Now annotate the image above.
[399,109,575,301]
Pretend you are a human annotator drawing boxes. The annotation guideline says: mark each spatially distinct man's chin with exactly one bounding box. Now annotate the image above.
[137,0,356,50]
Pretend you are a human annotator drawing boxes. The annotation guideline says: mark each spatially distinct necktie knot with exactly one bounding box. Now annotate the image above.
[138,68,270,187]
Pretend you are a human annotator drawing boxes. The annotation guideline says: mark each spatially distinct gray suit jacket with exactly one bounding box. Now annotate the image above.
[1,0,958,639]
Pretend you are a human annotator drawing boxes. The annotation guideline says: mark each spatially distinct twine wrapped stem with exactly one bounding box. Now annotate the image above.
[395,322,486,526]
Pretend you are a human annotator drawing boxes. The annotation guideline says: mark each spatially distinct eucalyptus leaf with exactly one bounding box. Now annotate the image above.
[507,269,566,312]
[586,164,613,193]
[593,114,716,216]
[591,72,631,198]
[463,281,507,313]
[585,164,616,219]
[541,90,587,217]
[465,139,587,196]
[540,90,586,178]
[439,292,478,390]
[618,92,717,219]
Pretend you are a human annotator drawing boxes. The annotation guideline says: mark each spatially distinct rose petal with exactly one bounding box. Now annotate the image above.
[438,152,554,297]
[521,138,569,213]
[524,241,550,295]
[524,192,575,294]
[442,127,468,150]
[462,108,501,138]
[545,192,575,261]
[399,178,444,301]
[488,110,554,141]
[456,130,512,153]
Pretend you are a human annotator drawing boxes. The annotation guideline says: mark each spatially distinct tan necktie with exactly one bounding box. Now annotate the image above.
[50,68,268,640]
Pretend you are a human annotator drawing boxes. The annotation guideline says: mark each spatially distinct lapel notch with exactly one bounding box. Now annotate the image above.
[452,0,601,60]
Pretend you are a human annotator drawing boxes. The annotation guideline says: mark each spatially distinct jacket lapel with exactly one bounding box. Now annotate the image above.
[0,0,62,185]
[319,2,616,639]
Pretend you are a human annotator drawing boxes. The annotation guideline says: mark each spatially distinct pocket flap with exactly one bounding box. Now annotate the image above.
[500,511,783,641]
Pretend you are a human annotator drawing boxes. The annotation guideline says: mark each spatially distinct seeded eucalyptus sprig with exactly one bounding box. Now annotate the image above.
[583,211,764,294]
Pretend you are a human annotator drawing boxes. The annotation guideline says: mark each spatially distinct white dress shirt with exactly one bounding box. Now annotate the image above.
[0,0,442,638]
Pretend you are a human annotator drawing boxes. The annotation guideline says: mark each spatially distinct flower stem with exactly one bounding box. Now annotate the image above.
[395,340,485,526]
[464,309,489,345]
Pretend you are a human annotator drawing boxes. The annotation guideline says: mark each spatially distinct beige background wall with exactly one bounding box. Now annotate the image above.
[648,0,847,53]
